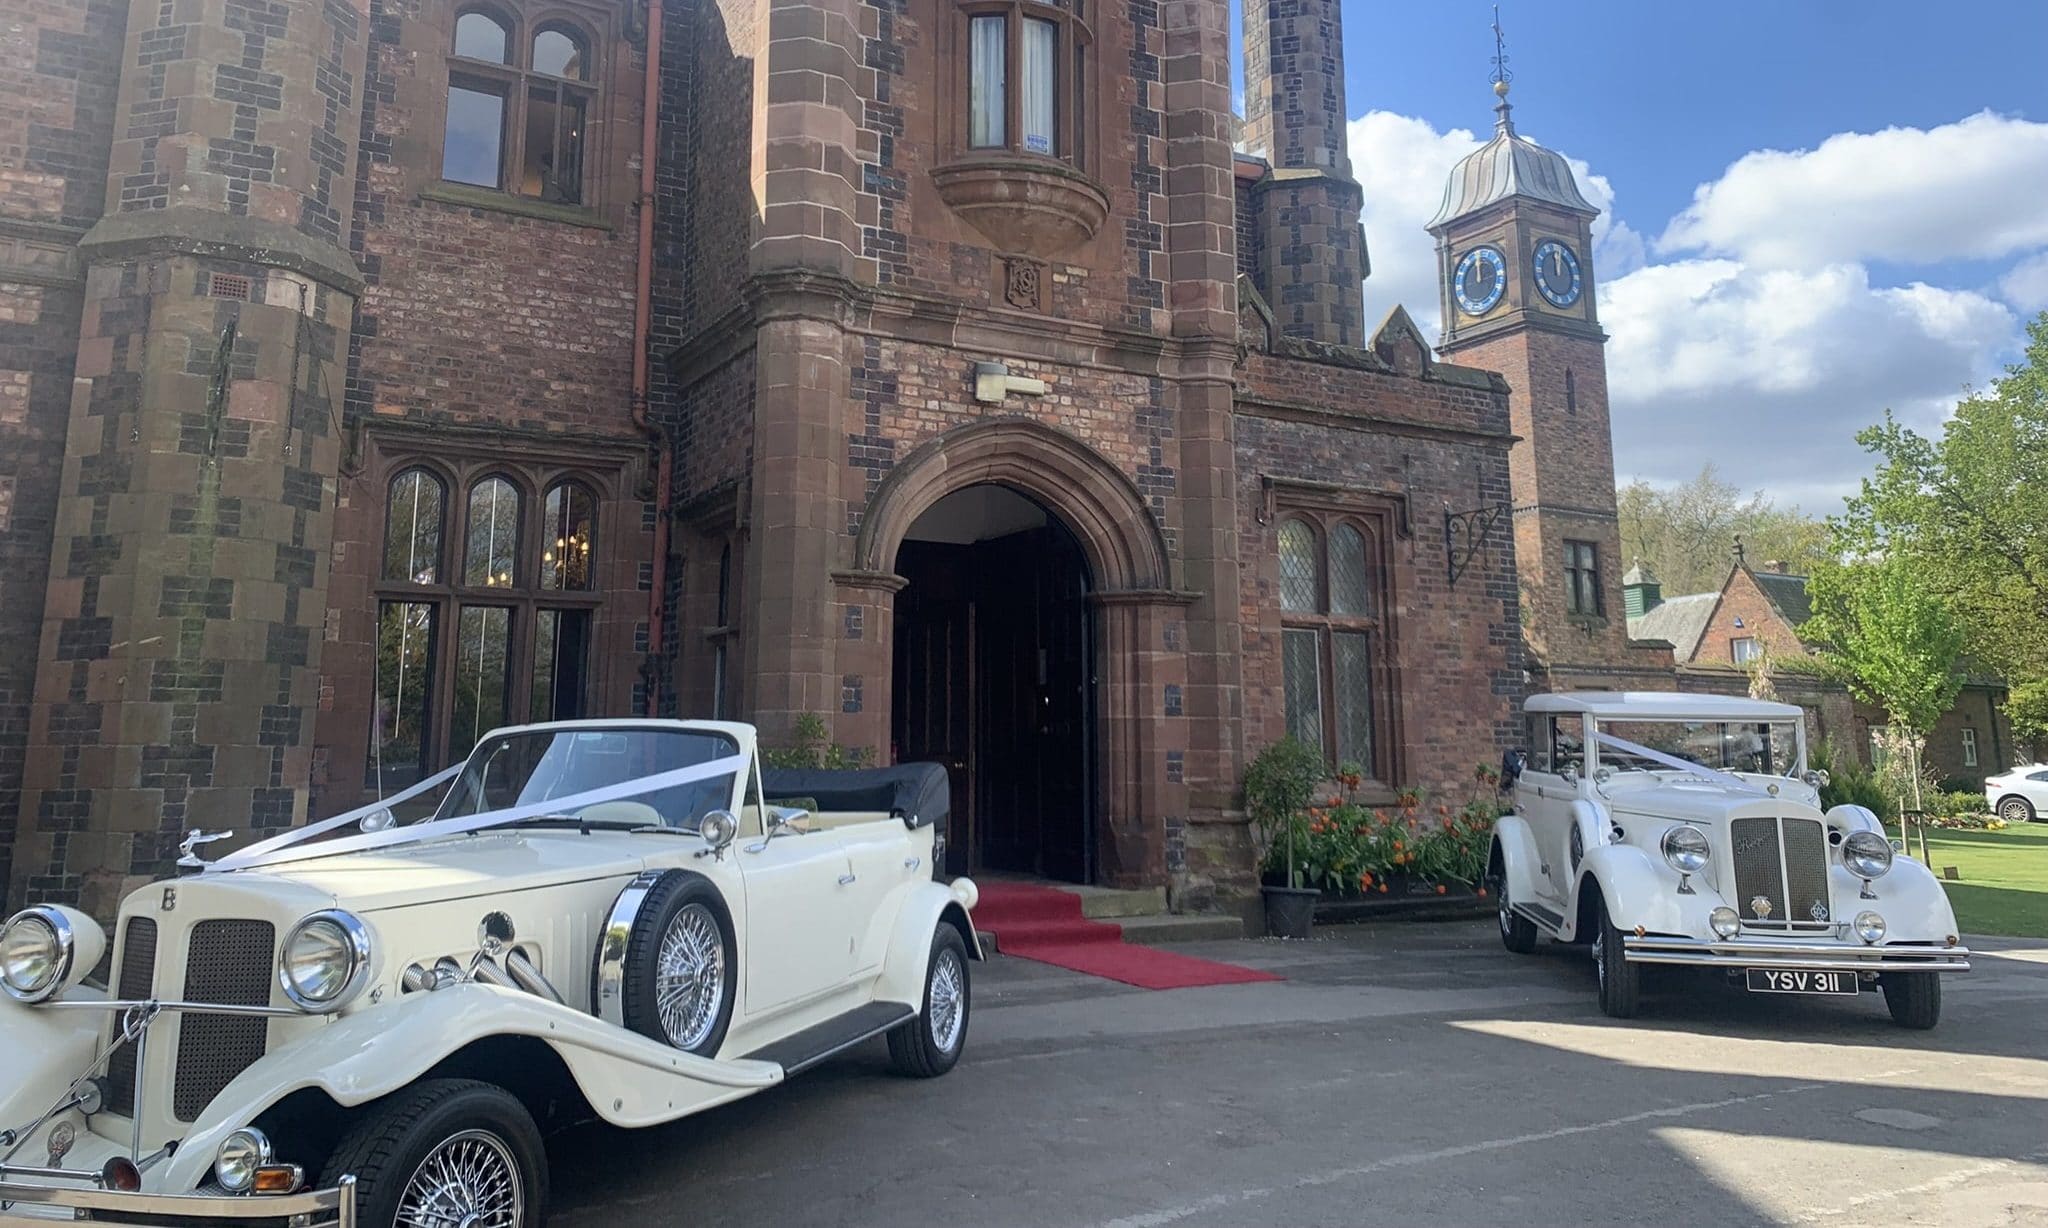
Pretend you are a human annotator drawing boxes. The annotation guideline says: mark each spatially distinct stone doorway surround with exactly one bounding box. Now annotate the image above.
[832,418,1195,889]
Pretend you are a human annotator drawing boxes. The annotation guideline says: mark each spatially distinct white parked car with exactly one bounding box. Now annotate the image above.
[1983,764,2048,825]
[1487,693,1969,1028]
[0,719,979,1228]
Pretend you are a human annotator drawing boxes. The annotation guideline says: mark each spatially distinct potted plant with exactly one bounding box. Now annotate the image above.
[1244,736,1326,938]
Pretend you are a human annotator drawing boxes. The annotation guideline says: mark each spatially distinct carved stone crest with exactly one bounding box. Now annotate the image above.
[1003,257,1044,311]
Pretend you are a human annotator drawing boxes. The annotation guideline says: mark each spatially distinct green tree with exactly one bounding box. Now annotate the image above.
[1617,464,1830,595]
[1837,312,2048,738]
[1805,554,1966,811]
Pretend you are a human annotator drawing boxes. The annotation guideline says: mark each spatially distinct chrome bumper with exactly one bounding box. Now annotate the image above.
[1623,936,1971,973]
[0,1177,353,1227]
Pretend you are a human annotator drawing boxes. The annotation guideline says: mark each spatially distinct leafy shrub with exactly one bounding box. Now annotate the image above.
[1280,765,1505,896]
[760,713,871,770]
[1243,737,1326,889]
[1811,740,1895,815]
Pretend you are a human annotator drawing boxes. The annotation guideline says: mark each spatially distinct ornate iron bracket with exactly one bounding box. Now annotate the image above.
[1444,501,1510,586]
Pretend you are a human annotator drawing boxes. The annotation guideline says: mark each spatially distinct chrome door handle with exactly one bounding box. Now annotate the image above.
[903,857,921,871]
[838,873,857,886]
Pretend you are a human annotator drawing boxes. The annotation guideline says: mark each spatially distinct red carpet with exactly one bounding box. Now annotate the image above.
[973,882,1282,990]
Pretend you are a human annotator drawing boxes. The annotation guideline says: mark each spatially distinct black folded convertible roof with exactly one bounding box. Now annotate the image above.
[760,762,951,830]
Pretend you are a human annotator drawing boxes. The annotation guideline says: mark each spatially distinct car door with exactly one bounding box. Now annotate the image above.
[832,818,916,975]
[736,815,862,1015]
[1515,714,1584,903]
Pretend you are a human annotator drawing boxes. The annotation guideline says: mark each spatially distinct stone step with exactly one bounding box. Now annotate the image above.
[1066,883,1168,919]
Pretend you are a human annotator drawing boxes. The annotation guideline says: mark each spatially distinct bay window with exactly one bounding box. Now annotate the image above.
[961,0,1089,166]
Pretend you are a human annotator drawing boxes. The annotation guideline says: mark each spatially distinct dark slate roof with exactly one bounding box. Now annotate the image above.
[1752,570,1813,629]
[1626,591,1718,658]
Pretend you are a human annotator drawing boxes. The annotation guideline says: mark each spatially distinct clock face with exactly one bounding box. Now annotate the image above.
[1533,239,1583,308]
[1453,246,1508,316]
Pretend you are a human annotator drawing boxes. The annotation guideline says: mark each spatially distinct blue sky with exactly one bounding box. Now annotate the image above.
[1233,1,2048,512]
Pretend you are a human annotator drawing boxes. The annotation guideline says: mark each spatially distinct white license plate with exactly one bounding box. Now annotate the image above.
[1745,968,1859,995]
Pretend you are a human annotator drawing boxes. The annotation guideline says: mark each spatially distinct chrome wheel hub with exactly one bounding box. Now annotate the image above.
[656,903,725,1050]
[395,1129,522,1228]
[928,950,965,1053]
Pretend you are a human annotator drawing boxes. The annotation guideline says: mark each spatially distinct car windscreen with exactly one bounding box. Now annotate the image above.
[1594,719,1801,777]
[432,728,741,831]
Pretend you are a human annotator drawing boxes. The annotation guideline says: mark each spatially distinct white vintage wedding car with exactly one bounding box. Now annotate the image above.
[0,719,979,1228]
[1487,693,1969,1028]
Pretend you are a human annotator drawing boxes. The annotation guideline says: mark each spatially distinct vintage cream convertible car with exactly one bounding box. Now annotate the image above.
[1487,693,1969,1028]
[0,719,980,1228]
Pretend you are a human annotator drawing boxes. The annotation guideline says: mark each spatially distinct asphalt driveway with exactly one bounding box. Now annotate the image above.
[548,922,2048,1227]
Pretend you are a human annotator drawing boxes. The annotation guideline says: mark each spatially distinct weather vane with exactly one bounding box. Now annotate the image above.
[1490,4,1512,92]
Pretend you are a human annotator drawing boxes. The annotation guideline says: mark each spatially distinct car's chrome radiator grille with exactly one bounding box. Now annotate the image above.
[1731,816,1832,930]
[103,917,158,1116]
[172,920,276,1121]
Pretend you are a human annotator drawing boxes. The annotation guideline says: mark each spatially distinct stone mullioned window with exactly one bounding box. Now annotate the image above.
[442,6,600,205]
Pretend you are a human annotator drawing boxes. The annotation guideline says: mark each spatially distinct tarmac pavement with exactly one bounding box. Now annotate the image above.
[547,921,2048,1227]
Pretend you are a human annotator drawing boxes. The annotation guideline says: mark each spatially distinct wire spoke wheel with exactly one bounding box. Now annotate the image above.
[656,903,726,1050]
[394,1129,524,1228]
[928,949,965,1053]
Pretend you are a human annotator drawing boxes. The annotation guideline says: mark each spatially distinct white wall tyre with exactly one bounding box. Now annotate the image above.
[888,925,969,1078]
[622,872,737,1056]
[319,1079,545,1228]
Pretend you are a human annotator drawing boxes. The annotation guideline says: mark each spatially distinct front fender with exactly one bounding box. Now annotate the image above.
[161,983,781,1191]
[869,878,981,1009]
[1571,844,1683,939]
[1489,816,1545,906]
[0,991,104,1129]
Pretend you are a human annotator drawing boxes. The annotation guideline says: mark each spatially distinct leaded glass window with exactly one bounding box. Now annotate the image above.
[1274,510,1393,780]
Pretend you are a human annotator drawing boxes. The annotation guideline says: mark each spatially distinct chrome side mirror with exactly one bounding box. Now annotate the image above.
[360,808,397,833]
[700,809,739,855]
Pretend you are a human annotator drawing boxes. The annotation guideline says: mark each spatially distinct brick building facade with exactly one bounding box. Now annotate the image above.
[1,0,1647,920]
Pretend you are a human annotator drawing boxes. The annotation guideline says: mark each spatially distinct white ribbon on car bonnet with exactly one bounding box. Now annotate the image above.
[208,752,752,873]
[1591,731,1770,796]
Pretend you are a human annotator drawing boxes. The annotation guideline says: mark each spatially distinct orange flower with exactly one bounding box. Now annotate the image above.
[1475,887,1488,898]
[1436,884,1448,895]
[1378,882,1389,893]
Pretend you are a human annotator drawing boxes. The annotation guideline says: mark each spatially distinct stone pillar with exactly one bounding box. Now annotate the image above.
[11,0,367,916]
[829,569,906,764]
[1092,593,1187,889]
[1240,0,1366,346]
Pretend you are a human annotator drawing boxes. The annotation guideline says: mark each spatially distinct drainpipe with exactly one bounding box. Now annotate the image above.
[632,0,669,716]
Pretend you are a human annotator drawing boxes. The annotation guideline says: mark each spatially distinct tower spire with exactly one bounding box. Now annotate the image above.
[1490,5,1516,135]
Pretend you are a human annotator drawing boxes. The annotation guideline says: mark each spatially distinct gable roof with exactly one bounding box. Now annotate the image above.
[1751,569,1814,630]
[1626,591,1717,658]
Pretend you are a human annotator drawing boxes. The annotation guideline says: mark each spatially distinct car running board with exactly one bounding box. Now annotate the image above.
[1515,902,1567,934]
[741,1001,916,1076]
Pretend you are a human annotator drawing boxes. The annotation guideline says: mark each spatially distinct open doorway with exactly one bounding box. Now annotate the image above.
[892,484,1095,882]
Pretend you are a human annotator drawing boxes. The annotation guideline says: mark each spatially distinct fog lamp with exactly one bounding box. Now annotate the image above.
[1853,911,1887,945]
[1709,907,1740,939]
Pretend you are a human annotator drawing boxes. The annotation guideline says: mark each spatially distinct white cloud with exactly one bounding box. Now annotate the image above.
[1658,111,2048,270]
[1603,260,2016,506]
[2001,252,2048,313]
[1340,107,2026,511]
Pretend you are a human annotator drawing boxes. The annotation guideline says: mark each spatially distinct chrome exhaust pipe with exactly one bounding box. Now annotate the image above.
[504,950,565,1004]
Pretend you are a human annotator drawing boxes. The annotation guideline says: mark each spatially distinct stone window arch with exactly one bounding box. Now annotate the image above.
[442,6,598,204]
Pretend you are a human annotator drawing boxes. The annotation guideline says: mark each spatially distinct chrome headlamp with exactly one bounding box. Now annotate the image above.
[1842,830,1894,880]
[278,910,372,1012]
[1659,824,1711,875]
[1,906,106,1003]
[214,1128,272,1193]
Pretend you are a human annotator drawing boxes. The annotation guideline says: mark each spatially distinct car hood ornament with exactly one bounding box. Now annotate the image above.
[176,828,234,870]
[1750,895,1774,920]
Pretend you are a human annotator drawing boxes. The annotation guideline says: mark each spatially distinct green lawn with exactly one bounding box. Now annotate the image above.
[1915,823,2048,938]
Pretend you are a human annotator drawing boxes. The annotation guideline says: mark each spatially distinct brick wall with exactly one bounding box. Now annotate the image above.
[0,0,126,911]
[1234,353,1525,808]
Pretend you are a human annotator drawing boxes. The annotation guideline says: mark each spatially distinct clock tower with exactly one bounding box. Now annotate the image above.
[1429,74,1670,691]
